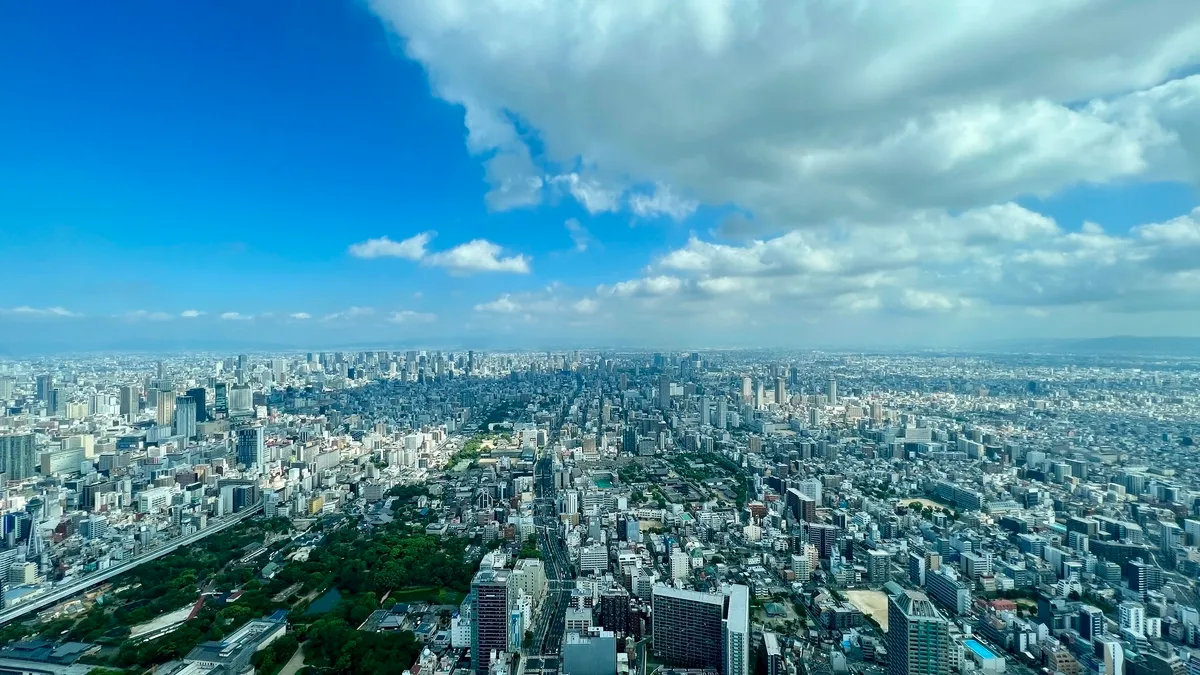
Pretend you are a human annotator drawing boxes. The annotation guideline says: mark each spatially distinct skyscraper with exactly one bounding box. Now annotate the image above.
[174,396,197,439]
[887,590,950,675]
[716,398,728,429]
[186,387,208,423]
[775,377,787,405]
[828,378,838,405]
[214,382,228,416]
[658,375,672,410]
[471,568,511,674]
[156,393,176,428]
[651,584,750,675]
[35,374,53,402]
[119,385,138,419]
[236,426,264,469]
[0,434,37,481]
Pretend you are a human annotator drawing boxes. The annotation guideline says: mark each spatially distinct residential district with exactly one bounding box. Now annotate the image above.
[0,350,1197,675]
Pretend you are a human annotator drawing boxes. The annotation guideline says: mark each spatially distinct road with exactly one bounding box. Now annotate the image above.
[278,644,306,675]
[531,454,572,657]
[0,501,263,626]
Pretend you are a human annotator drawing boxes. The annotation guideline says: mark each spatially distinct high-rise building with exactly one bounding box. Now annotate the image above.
[236,426,264,469]
[1118,601,1146,637]
[775,378,787,405]
[886,590,950,675]
[1079,605,1105,642]
[229,383,253,416]
[186,387,208,423]
[867,549,892,584]
[0,434,37,480]
[174,396,197,439]
[741,376,752,403]
[658,375,672,410]
[471,568,511,674]
[119,385,138,419]
[716,398,728,429]
[0,376,14,400]
[46,388,64,416]
[764,632,783,675]
[828,378,838,405]
[156,392,176,428]
[214,382,229,416]
[651,585,750,675]
[35,374,53,402]
[563,629,617,675]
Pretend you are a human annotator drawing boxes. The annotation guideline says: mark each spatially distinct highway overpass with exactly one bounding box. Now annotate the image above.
[0,501,263,626]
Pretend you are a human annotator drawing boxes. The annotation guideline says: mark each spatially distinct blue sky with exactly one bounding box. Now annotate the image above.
[3,2,1200,352]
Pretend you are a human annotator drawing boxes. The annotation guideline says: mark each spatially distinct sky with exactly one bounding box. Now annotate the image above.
[3,1,1200,353]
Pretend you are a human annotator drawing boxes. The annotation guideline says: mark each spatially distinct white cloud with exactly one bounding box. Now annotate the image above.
[180,309,203,318]
[348,232,435,260]
[116,310,173,321]
[628,184,698,221]
[289,312,312,320]
[0,306,80,318]
[387,310,437,323]
[552,173,622,214]
[425,239,531,274]
[564,218,592,252]
[369,1,1200,229]
[322,307,376,321]
[220,312,251,321]
[474,295,522,313]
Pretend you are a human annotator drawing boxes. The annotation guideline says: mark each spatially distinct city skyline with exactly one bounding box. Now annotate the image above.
[4,3,1200,351]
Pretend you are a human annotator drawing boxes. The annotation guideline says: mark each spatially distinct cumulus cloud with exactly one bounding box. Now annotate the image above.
[349,232,531,274]
[387,310,437,323]
[0,306,80,318]
[369,1,1200,228]
[180,309,203,318]
[220,312,251,321]
[289,312,312,320]
[348,232,434,260]
[552,173,622,214]
[425,239,531,274]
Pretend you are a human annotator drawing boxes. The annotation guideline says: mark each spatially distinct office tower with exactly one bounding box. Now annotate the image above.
[741,376,752,402]
[236,426,265,469]
[1096,636,1124,675]
[652,585,750,675]
[798,477,823,506]
[700,396,711,425]
[871,401,883,423]
[1080,605,1105,641]
[47,388,64,416]
[598,587,632,636]
[722,585,750,675]
[563,630,618,675]
[174,396,197,439]
[472,568,511,675]
[775,377,786,405]
[35,374,53,402]
[828,378,838,405]
[156,360,166,379]
[658,375,671,410]
[0,376,13,400]
[156,393,176,428]
[229,383,253,416]
[621,428,638,456]
[119,385,138,419]
[764,633,783,675]
[887,590,950,675]
[908,551,926,586]
[0,434,37,481]
[754,380,764,409]
[237,353,249,378]
[186,387,207,423]
[214,382,228,416]
[716,398,727,429]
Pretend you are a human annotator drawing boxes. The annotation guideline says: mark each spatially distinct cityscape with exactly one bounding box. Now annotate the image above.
[5,3,1200,675]
[0,349,1197,675]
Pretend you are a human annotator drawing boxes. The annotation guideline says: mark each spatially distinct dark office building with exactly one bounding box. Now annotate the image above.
[214,382,228,416]
[186,387,208,423]
[471,568,510,675]
[599,587,633,636]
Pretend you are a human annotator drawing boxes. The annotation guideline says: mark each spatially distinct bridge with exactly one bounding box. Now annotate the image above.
[0,501,263,626]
